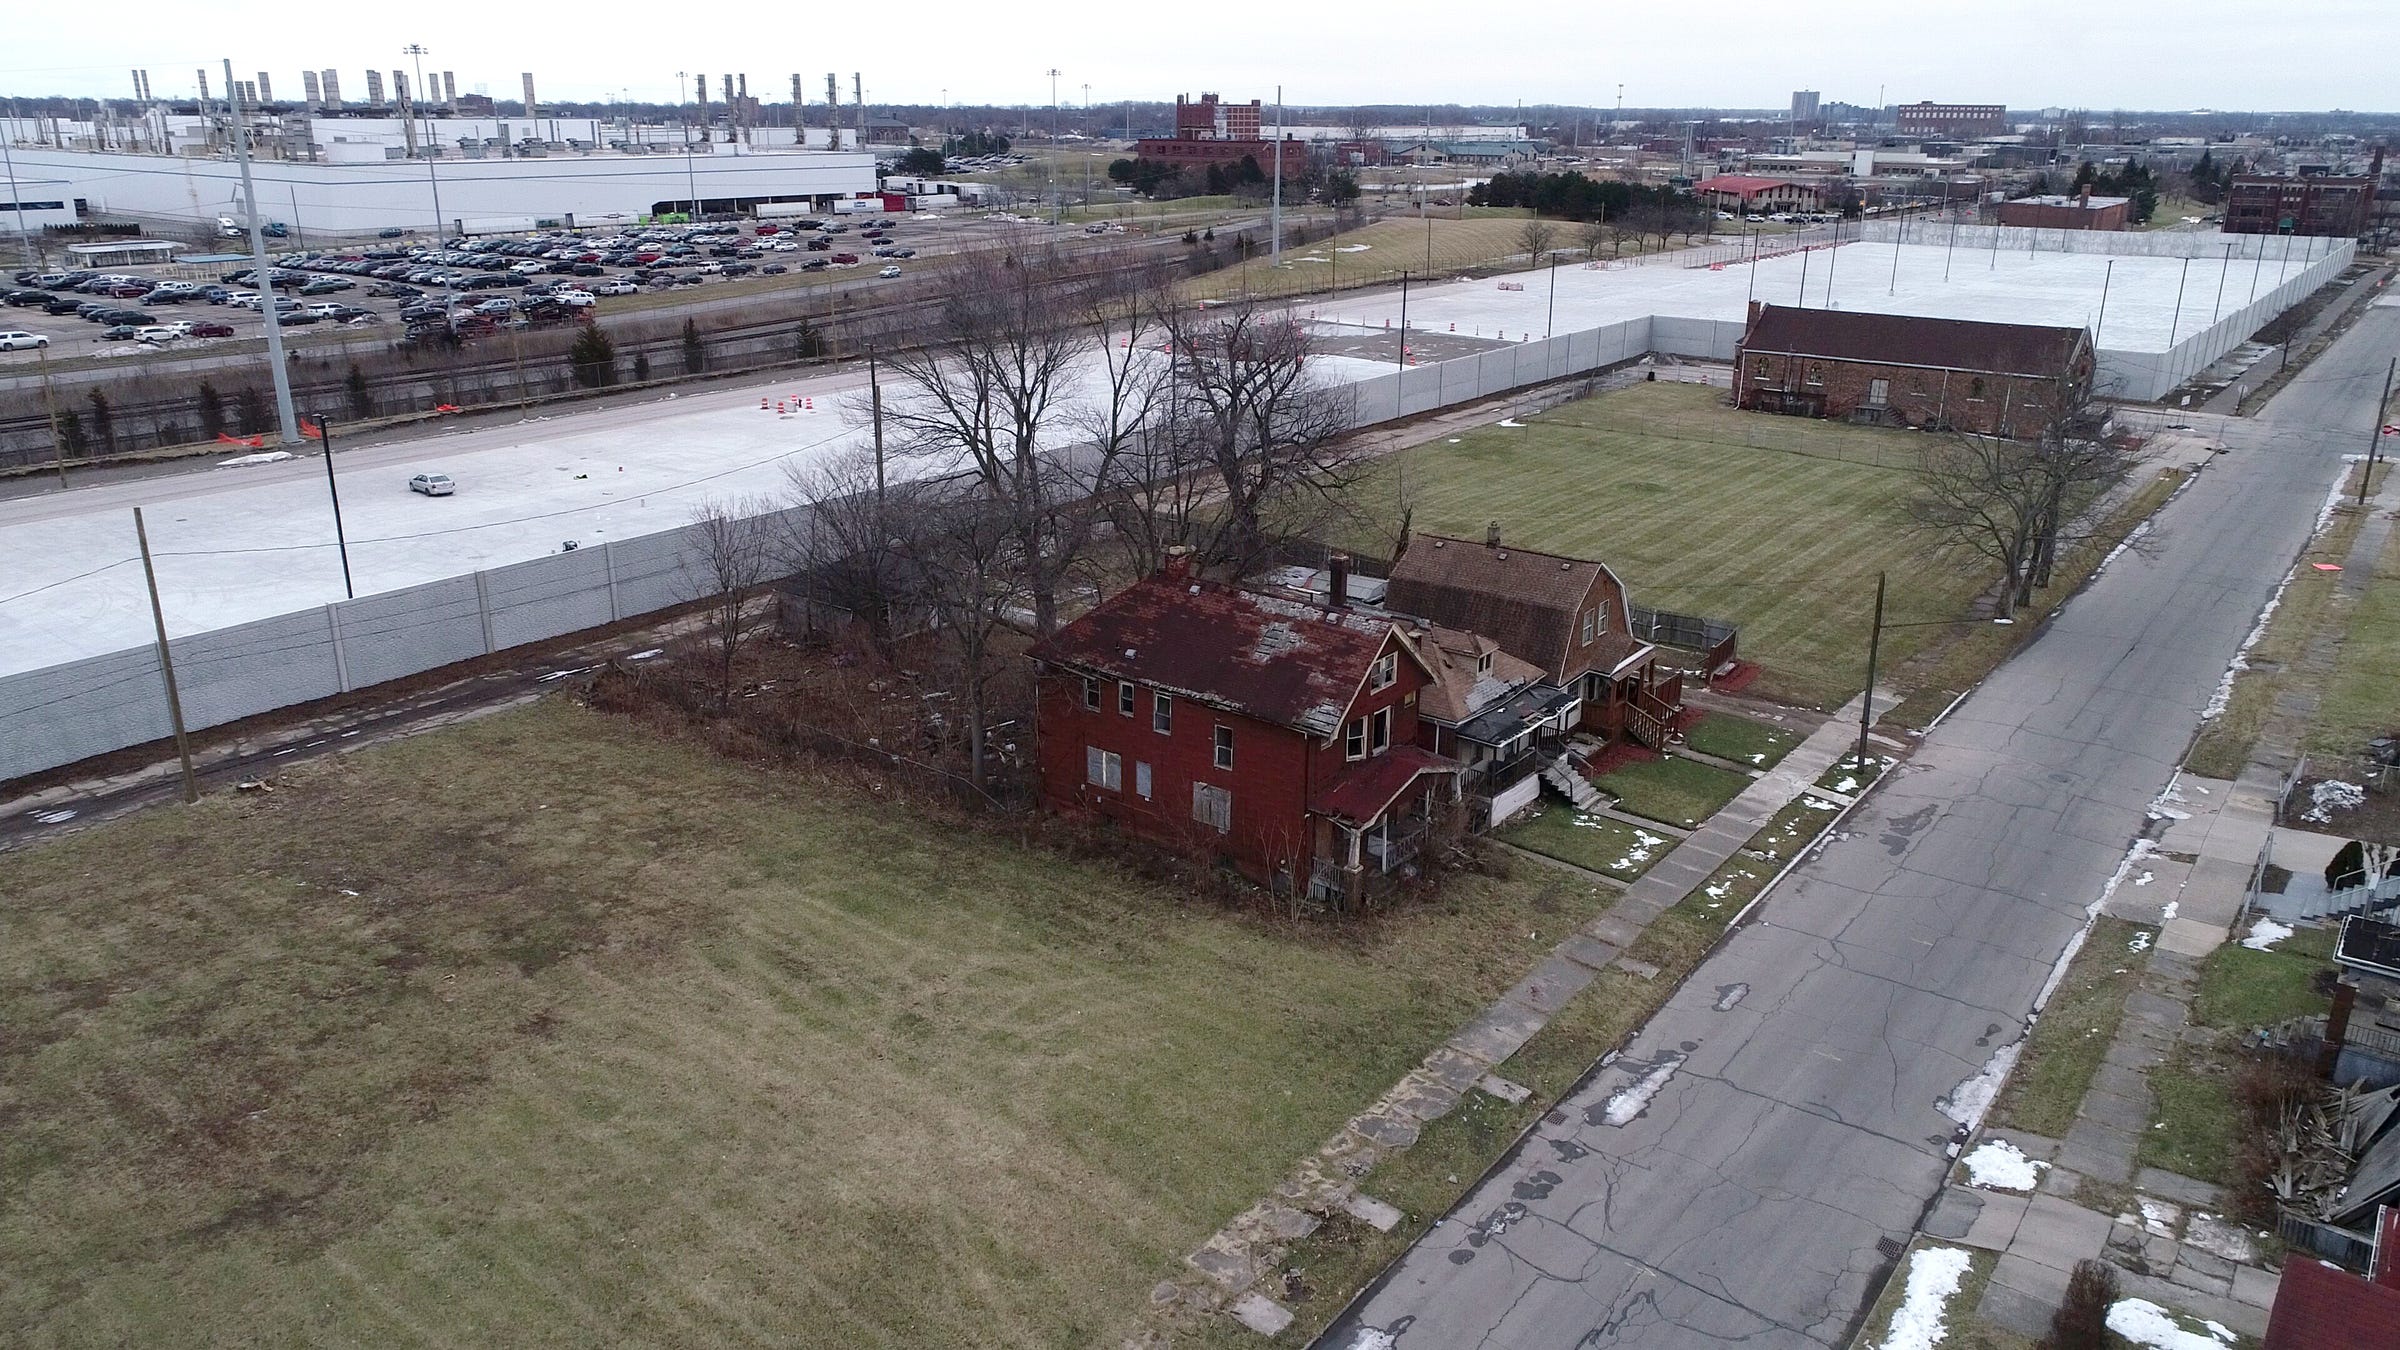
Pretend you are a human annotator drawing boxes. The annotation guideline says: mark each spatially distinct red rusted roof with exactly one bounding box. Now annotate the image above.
[1312,745,1460,826]
[2266,1254,2400,1350]
[1740,302,2090,379]
[1695,175,1810,196]
[1029,574,1415,738]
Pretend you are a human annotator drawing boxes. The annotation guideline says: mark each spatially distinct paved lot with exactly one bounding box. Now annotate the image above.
[1323,304,2400,1347]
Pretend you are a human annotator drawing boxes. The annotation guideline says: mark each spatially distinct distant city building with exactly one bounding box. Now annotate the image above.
[1790,90,1820,124]
[1893,102,2007,138]
[1692,174,1824,213]
[455,93,497,117]
[2225,172,2377,237]
[1995,189,2131,232]
[1131,92,1303,178]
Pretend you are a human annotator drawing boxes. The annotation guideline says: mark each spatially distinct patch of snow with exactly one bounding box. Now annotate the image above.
[2133,871,2155,886]
[1600,1051,1686,1127]
[1714,983,1749,1011]
[2303,780,2366,823]
[1497,418,1528,428]
[1802,795,1839,811]
[2160,901,2178,922]
[1833,776,1859,794]
[626,648,664,661]
[2106,1297,2235,1350]
[1337,1326,1402,1350]
[217,451,296,468]
[1940,1039,2024,1129]
[1875,1245,1972,1350]
[31,808,76,824]
[2181,1213,2258,1264]
[1961,1139,2047,1191]
[2241,918,2293,952]
[2128,931,2154,953]
[2137,1197,2182,1236]
[1336,243,1371,253]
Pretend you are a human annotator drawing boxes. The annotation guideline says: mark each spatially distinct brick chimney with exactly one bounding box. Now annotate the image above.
[1161,545,1192,582]
[2078,185,2091,208]
[1327,552,1351,608]
[1746,298,1764,330]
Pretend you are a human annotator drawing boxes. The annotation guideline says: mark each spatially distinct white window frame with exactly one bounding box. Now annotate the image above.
[1369,651,1398,692]
[1086,746,1123,791]
[1345,717,1367,761]
[1370,706,1392,755]
[1866,377,1891,408]
[1119,681,1136,716]
[1580,609,1596,645]
[1153,691,1173,735]
[1193,782,1232,833]
[1214,724,1234,770]
[1082,674,1101,710]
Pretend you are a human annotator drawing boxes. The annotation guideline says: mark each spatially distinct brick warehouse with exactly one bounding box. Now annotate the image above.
[2225,170,2378,237]
[1131,91,1306,178]
[1994,189,2131,232]
[1734,302,2095,439]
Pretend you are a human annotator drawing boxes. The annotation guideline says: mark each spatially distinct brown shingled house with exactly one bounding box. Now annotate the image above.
[1734,301,2095,439]
[1384,527,1684,749]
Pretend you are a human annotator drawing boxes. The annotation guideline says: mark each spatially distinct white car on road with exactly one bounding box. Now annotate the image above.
[408,472,456,496]
[133,326,181,344]
[553,291,596,308]
[591,279,638,296]
[0,330,49,351]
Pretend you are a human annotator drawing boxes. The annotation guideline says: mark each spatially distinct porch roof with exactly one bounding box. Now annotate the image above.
[1455,682,1577,747]
[1313,746,1460,827]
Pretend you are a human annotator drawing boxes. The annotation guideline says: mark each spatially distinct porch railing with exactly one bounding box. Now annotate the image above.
[1364,821,1431,874]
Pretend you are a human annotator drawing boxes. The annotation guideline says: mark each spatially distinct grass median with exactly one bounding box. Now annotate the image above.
[1989,917,2153,1138]
[0,696,1613,1347]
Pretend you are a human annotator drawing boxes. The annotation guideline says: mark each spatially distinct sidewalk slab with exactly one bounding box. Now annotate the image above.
[2010,1194,2115,1272]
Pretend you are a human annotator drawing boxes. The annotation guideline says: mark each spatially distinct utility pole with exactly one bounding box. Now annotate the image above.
[1858,571,1885,778]
[1,114,38,268]
[2167,255,2190,345]
[225,60,300,447]
[2093,258,2115,345]
[2363,357,2395,508]
[1546,254,1558,338]
[135,507,200,804]
[37,343,66,488]
[1046,69,1062,223]
[1270,85,1283,268]
[1396,270,1410,418]
[870,345,886,508]
[317,417,354,598]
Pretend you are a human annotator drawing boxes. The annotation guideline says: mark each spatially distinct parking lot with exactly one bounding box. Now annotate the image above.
[2,208,1098,368]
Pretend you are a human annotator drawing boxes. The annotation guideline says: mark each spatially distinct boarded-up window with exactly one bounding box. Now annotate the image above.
[1086,747,1122,791]
[1135,761,1152,799]
[1867,378,1890,407]
[1193,783,1232,833]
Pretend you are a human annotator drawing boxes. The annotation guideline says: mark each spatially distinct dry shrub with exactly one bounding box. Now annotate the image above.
[2042,1259,2117,1350]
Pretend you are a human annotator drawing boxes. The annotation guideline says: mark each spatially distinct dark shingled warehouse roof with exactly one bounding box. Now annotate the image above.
[1739,303,2090,379]
[1028,575,1416,739]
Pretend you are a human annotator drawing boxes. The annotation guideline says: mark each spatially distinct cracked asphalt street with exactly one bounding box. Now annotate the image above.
[1326,301,2400,1349]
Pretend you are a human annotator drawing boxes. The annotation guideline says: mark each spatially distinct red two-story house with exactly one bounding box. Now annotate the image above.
[1027,550,1463,906]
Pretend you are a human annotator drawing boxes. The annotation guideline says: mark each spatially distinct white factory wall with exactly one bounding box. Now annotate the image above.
[5,147,878,233]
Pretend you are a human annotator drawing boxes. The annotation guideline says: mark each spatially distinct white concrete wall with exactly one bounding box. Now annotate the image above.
[7,146,878,233]
[1488,774,1541,830]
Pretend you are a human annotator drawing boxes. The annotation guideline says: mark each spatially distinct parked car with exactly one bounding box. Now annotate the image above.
[830,253,859,264]
[408,472,456,496]
[877,265,902,279]
[0,330,48,350]
[591,279,638,295]
[188,321,235,338]
[377,227,408,238]
[133,326,180,344]
[97,324,140,341]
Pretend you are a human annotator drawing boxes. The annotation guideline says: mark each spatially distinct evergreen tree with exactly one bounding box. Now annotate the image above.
[197,381,226,439]
[87,388,115,454]
[58,410,85,459]
[633,351,652,382]
[680,318,706,376]
[345,362,374,419]
[570,322,618,388]
[236,387,268,435]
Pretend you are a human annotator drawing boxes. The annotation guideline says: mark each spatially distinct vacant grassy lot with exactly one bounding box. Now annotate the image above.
[1187,214,1568,301]
[1991,918,2152,1138]
[1597,754,1754,829]
[2305,527,2400,760]
[0,698,1610,1347]
[1498,802,1674,881]
[1680,711,1800,768]
[1347,382,1978,707]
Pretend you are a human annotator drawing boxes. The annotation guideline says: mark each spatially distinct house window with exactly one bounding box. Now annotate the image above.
[1346,717,1367,761]
[1475,650,1492,673]
[1370,706,1391,755]
[1968,377,1987,401]
[1752,357,1770,380]
[1867,378,1890,408]
[1214,725,1234,769]
[1082,675,1101,711]
[1153,692,1173,734]
[1119,681,1136,715]
[1806,363,1825,386]
[1086,747,1122,791]
[1193,783,1232,833]
[1135,761,1152,799]
[1370,651,1398,691]
[1580,609,1596,645]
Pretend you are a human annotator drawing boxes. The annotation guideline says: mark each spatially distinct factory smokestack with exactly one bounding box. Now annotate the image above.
[521,72,537,118]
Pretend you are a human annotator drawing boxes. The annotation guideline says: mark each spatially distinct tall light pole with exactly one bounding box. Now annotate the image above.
[225,59,299,447]
[404,46,445,236]
[1,113,37,268]
[1046,69,1062,221]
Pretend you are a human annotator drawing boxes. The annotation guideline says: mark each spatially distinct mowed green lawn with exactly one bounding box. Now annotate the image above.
[1359,382,1976,706]
[0,699,1604,1347]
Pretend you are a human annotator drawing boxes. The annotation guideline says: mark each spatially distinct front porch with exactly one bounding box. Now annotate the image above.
[1576,648,1687,751]
[1307,747,1465,907]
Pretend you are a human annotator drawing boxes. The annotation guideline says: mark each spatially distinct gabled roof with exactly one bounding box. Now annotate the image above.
[1415,625,1548,725]
[1313,746,1459,825]
[1739,303,2090,380]
[1385,534,1632,682]
[1028,574,1419,739]
[2265,1254,2400,1350]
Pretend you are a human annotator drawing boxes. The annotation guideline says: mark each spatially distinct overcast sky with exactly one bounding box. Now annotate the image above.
[7,0,2395,113]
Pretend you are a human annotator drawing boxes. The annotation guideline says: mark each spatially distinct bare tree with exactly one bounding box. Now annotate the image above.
[871,238,1092,635]
[890,480,1026,791]
[780,448,915,656]
[1157,298,1365,575]
[1517,219,1561,267]
[685,496,780,706]
[1578,218,1610,261]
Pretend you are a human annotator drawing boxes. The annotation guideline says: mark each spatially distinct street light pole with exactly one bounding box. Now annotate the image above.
[404,46,444,236]
[2362,357,2396,508]
[317,417,354,598]
[1858,570,1885,777]
[225,59,300,447]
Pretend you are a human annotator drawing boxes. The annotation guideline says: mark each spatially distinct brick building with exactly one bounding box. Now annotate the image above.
[1892,102,2007,138]
[1734,302,2095,439]
[2226,172,2377,237]
[1131,91,1305,179]
[1693,174,1825,214]
[1027,551,1461,905]
[1994,189,2130,231]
